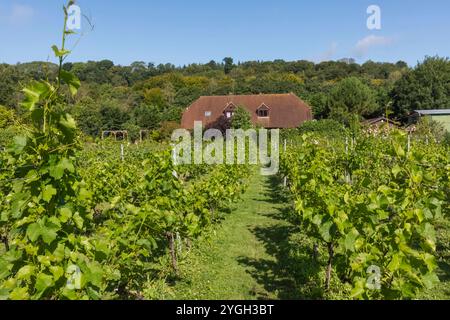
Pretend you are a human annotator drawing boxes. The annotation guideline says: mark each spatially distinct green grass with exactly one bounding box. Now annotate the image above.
[144,170,310,299]
[144,169,345,300]
[142,169,450,300]
[168,171,294,299]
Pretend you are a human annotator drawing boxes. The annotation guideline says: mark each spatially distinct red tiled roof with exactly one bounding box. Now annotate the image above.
[181,93,313,129]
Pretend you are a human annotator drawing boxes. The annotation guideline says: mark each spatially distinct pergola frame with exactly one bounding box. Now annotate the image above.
[139,130,150,143]
[101,130,129,141]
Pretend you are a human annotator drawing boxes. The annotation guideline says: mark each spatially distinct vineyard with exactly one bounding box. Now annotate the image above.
[1,1,450,301]
[0,137,250,299]
[280,130,450,299]
[0,4,251,299]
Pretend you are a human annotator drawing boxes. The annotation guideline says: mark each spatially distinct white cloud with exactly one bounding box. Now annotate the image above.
[8,4,34,24]
[353,35,392,58]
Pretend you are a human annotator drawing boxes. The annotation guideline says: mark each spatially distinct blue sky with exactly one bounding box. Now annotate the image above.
[0,0,449,66]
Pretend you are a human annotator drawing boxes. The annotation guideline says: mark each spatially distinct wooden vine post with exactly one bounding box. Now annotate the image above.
[139,130,149,143]
[166,232,179,275]
[283,139,287,187]
[325,243,334,290]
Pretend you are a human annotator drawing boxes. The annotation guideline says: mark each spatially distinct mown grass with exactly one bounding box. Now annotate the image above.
[144,170,290,299]
[143,170,340,299]
[142,170,450,300]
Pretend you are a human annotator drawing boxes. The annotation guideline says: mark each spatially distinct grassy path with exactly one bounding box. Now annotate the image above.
[154,169,450,300]
[170,170,301,300]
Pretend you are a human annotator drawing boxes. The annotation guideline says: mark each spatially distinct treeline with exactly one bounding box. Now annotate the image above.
[1,56,449,139]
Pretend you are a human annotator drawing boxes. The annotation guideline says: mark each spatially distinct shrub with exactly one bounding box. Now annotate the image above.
[414,117,447,142]
[231,106,252,130]
[298,119,346,135]
[123,122,141,142]
[0,105,15,128]
[154,121,180,141]
[442,131,450,146]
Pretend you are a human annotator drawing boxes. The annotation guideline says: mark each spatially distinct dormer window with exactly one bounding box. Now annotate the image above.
[223,102,236,119]
[257,109,268,117]
[257,103,270,117]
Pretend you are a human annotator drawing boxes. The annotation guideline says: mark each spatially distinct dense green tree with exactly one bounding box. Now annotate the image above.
[160,106,183,122]
[308,92,329,119]
[72,104,103,136]
[0,65,20,108]
[130,61,147,72]
[396,60,408,69]
[97,59,115,71]
[99,103,130,130]
[206,60,218,70]
[315,61,359,80]
[328,77,378,124]
[231,106,252,129]
[143,88,167,107]
[133,104,161,129]
[123,121,141,141]
[391,56,450,116]
[0,55,439,138]
[223,57,234,75]
[62,62,73,71]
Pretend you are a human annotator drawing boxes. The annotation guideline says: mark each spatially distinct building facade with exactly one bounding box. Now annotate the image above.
[181,93,313,130]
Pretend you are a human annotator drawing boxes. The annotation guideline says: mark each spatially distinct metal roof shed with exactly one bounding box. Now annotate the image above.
[412,109,450,131]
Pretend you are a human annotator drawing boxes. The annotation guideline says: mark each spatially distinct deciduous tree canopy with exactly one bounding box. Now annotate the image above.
[1,56,447,138]
[391,56,450,116]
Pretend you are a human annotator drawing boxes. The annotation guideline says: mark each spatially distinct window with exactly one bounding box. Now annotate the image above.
[224,102,236,118]
[257,103,270,117]
[205,111,212,117]
[257,109,268,117]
